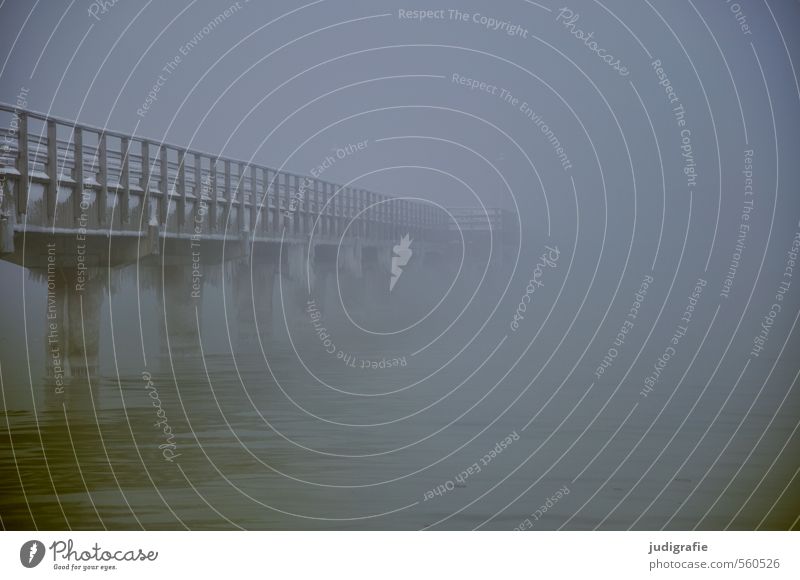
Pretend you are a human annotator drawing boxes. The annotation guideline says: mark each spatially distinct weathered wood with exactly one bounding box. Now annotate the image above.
[193,153,202,230]
[210,158,218,232]
[368,190,375,238]
[141,140,151,224]
[302,174,311,234]
[237,162,245,233]
[159,145,168,225]
[250,164,258,233]
[73,127,84,220]
[359,189,367,237]
[296,174,303,234]
[120,136,130,224]
[261,167,270,235]
[46,119,57,220]
[322,181,331,238]
[345,188,352,238]
[97,132,107,225]
[277,172,286,233]
[177,149,186,232]
[17,112,28,215]
[223,159,231,230]
[0,106,445,247]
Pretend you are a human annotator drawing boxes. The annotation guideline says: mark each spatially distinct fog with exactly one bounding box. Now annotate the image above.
[0,0,798,530]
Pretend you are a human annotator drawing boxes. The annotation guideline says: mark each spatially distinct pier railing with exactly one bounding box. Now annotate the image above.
[0,104,441,242]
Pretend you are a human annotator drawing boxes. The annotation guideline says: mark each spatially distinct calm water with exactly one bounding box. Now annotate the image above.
[1,261,798,530]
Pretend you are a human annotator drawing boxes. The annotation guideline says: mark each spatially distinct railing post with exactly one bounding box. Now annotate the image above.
[342,187,346,237]
[398,199,403,237]
[237,162,245,234]
[210,157,218,233]
[327,183,334,238]
[268,169,277,233]
[352,189,359,237]
[354,189,361,236]
[385,196,390,240]
[268,168,275,235]
[370,191,377,239]
[177,149,186,233]
[317,181,324,237]
[340,187,345,238]
[383,197,388,240]
[73,127,83,220]
[427,205,431,239]
[120,137,130,225]
[16,111,28,215]
[323,181,331,238]
[308,179,316,235]
[223,159,231,230]
[371,191,377,239]
[274,172,283,233]
[398,199,403,236]
[375,195,381,239]
[276,171,284,233]
[297,176,302,235]
[403,201,408,239]
[141,140,151,224]
[351,188,358,237]
[390,197,397,240]
[46,119,58,220]
[365,190,372,237]
[334,183,341,238]
[291,175,298,234]
[363,190,369,238]
[390,197,395,239]
[293,174,301,235]
[374,195,380,239]
[97,132,107,225]
[353,189,359,238]
[291,174,299,235]
[390,198,396,239]
[159,145,168,226]
[303,175,311,236]
[356,189,364,239]
[335,186,343,238]
[315,179,323,236]
[288,174,296,235]
[260,167,269,235]
[193,153,202,231]
[250,164,258,233]
[361,189,369,239]
[279,171,287,234]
